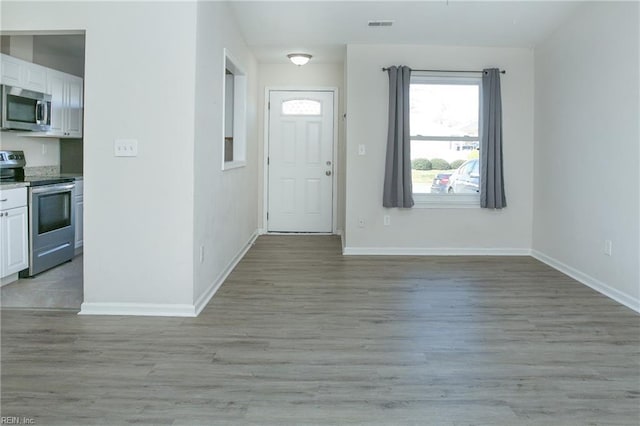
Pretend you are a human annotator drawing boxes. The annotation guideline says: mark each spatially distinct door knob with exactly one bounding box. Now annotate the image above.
[326,171,332,176]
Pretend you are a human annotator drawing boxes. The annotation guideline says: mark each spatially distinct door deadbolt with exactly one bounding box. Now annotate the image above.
[326,171,332,176]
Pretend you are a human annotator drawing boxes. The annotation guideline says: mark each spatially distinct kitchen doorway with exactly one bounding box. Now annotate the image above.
[0,32,85,310]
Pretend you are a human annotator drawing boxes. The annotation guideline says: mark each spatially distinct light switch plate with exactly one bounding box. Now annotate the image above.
[358,144,366,156]
[114,139,138,157]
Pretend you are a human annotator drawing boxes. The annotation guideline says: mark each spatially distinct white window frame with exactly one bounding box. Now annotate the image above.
[222,48,247,171]
[410,72,482,208]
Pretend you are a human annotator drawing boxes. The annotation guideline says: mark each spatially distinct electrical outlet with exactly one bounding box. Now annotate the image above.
[604,240,612,256]
[383,215,390,226]
[358,217,365,228]
[41,143,47,155]
[114,139,138,157]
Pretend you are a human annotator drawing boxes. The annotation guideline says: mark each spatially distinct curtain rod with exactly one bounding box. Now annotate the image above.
[381,67,506,74]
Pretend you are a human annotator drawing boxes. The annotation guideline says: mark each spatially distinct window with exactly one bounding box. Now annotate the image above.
[410,74,481,206]
[224,69,235,162]
[281,99,322,116]
[222,49,247,170]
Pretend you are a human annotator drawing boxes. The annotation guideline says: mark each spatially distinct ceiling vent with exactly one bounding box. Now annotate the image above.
[368,20,394,27]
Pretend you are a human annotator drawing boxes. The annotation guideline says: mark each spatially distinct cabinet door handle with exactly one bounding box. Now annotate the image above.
[0,199,7,202]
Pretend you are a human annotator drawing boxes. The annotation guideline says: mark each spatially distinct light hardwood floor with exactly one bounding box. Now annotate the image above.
[1,236,639,425]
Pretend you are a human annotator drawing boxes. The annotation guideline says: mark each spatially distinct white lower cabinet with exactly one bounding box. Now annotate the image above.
[0,187,29,284]
[74,181,83,252]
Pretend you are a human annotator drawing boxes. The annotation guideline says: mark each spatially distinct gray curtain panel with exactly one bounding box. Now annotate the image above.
[480,68,507,209]
[383,65,414,208]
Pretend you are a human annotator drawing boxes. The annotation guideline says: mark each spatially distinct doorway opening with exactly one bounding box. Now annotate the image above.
[0,31,86,310]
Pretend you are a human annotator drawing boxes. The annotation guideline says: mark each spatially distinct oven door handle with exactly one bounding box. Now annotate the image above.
[31,183,75,194]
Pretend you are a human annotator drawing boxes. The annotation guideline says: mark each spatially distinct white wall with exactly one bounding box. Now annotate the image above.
[7,35,33,62]
[2,2,199,314]
[192,1,259,310]
[257,62,346,232]
[344,44,534,253]
[533,2,640,310]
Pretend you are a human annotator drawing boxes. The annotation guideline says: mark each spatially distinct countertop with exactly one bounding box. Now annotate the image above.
[1,174,83,189]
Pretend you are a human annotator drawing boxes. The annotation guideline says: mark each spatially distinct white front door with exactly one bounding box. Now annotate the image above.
[267,90,334,232]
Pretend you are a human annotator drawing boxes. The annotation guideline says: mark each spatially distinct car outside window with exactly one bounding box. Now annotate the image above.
[410,73,481,207]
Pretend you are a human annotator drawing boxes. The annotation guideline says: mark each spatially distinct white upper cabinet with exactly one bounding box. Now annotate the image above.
[22,65,47,93]
[65,75,83,137]
[0,53,48,92]
[47,69,83,138]
[0,54,83,138]
[0,54,22,86]
[47,71,65,135]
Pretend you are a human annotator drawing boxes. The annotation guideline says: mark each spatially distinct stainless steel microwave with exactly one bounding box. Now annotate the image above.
[1,84,51,131]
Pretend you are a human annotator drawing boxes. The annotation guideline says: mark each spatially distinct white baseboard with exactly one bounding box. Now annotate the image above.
[342,247,532,256]
[531,250,640,313]
[193,230,259,316]
[79,302,197,317]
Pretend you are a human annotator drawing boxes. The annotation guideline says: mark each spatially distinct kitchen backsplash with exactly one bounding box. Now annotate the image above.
[1,132,60,167]
[24,165,59,177]
[1,132,82,175]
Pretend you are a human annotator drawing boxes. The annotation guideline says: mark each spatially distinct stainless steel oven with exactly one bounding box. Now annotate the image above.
[22,181,75,276]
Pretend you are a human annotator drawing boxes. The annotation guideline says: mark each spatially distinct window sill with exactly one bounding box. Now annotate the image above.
[222,161,246,171]
[412,193,480,209]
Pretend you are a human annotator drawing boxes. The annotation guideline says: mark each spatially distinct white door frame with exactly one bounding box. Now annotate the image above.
[263,87,339,234]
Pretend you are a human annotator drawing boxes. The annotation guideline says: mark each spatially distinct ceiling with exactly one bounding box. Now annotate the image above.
[228,1,584,63]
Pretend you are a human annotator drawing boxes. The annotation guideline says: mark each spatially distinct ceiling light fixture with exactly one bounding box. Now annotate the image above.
[287,53,312,66]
